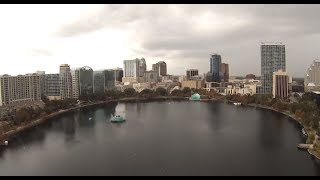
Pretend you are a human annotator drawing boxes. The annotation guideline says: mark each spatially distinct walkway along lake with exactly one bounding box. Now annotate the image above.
[0,101,319,175]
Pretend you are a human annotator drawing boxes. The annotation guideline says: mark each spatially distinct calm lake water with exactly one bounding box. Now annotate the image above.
[0,101,319,176]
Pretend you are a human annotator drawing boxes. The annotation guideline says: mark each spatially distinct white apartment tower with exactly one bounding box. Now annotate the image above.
[305,60,320,91]
[71,68,80,99]
[0,74,42,106]
[59,64,73,100]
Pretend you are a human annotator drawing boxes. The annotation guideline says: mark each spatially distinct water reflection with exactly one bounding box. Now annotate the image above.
[0,101,319,175]
[5,127,46,152]
[62,116,76,142]
[258,110,283,148]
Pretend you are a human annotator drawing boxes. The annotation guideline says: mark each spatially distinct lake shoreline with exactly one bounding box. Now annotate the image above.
[0,96,189,141]
[3,96,318,161]
[228,101,320,161]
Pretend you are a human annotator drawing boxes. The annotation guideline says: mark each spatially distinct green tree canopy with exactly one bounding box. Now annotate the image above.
[124,88,137,97]
[155,87,167,96]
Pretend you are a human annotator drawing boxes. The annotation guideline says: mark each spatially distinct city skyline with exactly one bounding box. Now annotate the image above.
[0,4,319,77]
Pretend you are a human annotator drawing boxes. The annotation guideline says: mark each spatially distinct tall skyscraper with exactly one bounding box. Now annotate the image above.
[104,69,116,90]
[220,63,229,82]
[139,58,147,77]
[124,59,140,78]
[71,69,79,99]
[210,54,222,82]
[93,71,105,94]
[305,60,320,91]
[0,74,42,106]
[44,74,60,100]
[261,42,286,94]
[114,68,123,83]
[152,63,158,73]
[152,61,167,76]
[123,58,147,83]
[272,70,289,99]
[79,66,94,96]
[186,69,199,80]
[59,64,73,100]
[36,71,46,95]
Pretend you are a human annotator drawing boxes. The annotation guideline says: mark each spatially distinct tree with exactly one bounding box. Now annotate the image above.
[105,90,122,99]
[41,94,49,104]
[171,89,183,97]
[239,95,250,105]
[182,87,191,97]
[300,92,313,103]
[14,109,27,125]
[139,89,154,98]
[79,93,89,101]
[155,87,167,96]
[289,102,300,114]
[124,88,137,97]
[33,106,43,118]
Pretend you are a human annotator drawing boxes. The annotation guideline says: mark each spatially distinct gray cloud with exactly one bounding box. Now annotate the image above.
[55,4,320,77]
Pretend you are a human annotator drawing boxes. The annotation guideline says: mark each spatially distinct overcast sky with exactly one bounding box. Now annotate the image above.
[0,4,319,77]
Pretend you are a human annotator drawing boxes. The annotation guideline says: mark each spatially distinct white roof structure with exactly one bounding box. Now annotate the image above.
[312,91,320,95]
[261,42,284,45]
[308,83,316,87]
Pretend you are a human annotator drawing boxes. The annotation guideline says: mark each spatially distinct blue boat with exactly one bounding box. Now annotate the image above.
[110,114,125,123]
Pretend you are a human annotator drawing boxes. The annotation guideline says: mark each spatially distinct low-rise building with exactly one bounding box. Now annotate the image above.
[225,83,257,95]
[132,83,152,93]
[181,80,204,89]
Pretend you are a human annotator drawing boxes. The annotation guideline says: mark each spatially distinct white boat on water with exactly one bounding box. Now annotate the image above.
[1,140,8,146]
[233,102,241,106]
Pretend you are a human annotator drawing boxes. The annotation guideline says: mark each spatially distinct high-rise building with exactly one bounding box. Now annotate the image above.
[71,69,80,99]
[305,60,320,91]
[272,70,289,99]
[79,66,94,96]
[144,70,159,83]
[139,58,147,77]
[123,58,148,83]
[123,59,140,78]
[93,71,105,94]
[0,74,42,106]
[152,61,167,76]
[220,63,229,82]
[114,68,123,83]
[210,54,222,82]
[104,69,116,91]
[152,63,159,73]
[36,71,46,95]
[44,74,60,100]
[59,64,73,100]
[186,69,199,80]
[261,42,286,94]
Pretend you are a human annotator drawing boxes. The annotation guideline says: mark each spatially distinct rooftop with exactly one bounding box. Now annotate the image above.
[261,42,284,45]
[312,91,320,95]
